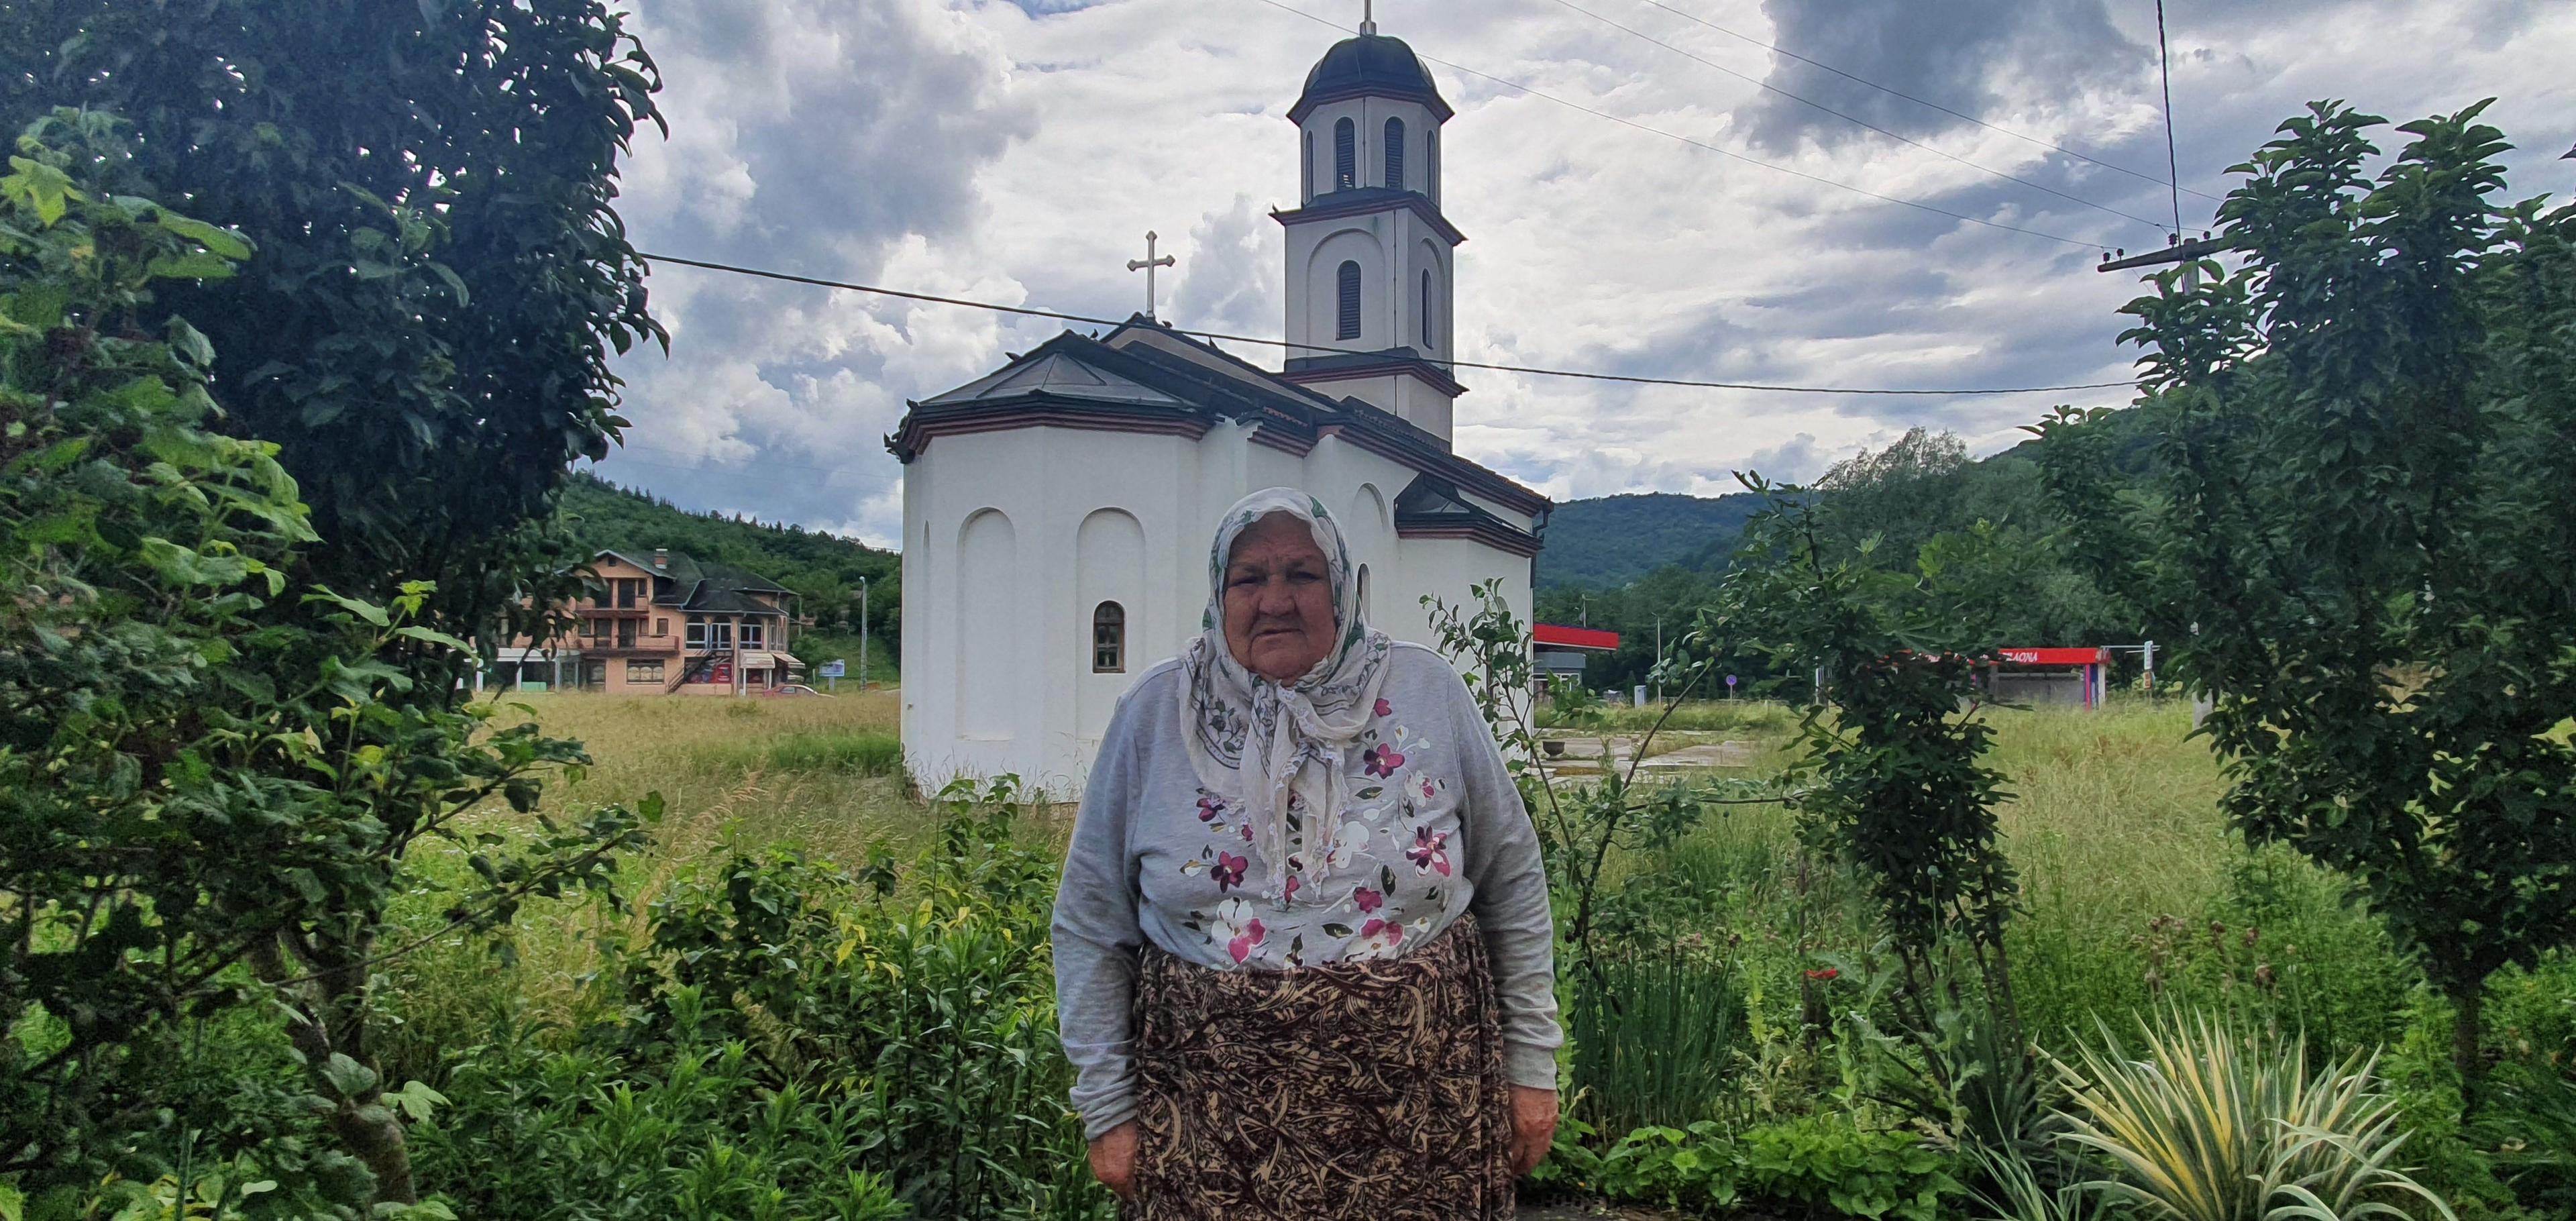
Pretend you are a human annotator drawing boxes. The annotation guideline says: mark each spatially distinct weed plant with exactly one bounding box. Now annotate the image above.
[1569,941,1750,1134]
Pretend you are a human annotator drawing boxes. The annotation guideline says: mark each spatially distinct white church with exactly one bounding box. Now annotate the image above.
[890,21,1548,798]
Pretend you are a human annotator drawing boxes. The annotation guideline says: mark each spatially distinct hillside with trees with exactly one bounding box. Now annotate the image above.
[559,473,900,681]
[1536,417,2164,691]
[1536,491,1763,590]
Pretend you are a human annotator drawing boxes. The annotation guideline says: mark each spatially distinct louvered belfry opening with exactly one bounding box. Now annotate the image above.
[1336,260,1362,340]
[1334,117,1356,190]
[1385,117,1405,190]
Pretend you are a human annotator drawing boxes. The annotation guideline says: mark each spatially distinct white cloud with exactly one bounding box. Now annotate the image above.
[594,0,2576,533]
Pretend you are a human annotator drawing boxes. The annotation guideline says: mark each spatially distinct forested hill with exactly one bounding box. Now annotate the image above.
[1537,492,1764,590]
[556,473,898,639]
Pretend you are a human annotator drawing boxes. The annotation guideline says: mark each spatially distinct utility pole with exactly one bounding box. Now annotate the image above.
[1653,615,1664,705]
[857,576,869,692]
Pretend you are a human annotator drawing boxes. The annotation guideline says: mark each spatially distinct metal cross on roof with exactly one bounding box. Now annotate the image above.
[1126,230,1175,320]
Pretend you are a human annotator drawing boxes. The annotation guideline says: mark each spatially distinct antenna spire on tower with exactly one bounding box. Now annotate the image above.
[1360,0,1377,35]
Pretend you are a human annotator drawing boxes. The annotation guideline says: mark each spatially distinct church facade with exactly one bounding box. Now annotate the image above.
[889,23,1547,797]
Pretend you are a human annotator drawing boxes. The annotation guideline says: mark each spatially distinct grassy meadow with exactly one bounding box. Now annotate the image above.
[370,690,2571,1218]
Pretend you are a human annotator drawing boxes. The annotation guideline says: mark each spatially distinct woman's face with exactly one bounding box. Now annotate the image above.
[1222,512,1338,682]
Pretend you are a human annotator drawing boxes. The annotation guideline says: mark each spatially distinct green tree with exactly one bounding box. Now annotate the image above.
[2033,99,2576,1094]
[2,116,653,1212]
[0,0,665,647]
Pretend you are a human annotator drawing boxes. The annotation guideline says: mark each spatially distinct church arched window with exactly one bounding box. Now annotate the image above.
[1420,270,1433,350]
[1356,564,1372,621]
[1334,117,1355,191]
[1336,260,1362,341]
[1385,117,1405,191]
[1303,131,1313,199]
[1092,602,1125,674]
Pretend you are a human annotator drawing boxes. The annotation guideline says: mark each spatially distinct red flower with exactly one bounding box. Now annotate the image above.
[1212,852,1248,892]
[1374,698,1393,718]
[1352,886,1384,914]
[1363,745,1407,778]
[1804,967,1839,981]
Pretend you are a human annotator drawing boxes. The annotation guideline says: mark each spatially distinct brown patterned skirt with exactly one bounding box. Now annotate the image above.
[1128,912,1515,1221]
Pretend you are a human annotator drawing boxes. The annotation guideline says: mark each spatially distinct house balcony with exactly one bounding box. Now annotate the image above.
[574,605,651,618]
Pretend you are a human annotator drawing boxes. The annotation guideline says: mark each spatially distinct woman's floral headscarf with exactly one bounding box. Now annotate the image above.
[1177,488,1391,906]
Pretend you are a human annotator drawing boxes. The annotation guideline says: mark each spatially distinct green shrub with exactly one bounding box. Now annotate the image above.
[1548,1115,1957,1220]
[413,780,1107,1220]
[413,994,906,1221]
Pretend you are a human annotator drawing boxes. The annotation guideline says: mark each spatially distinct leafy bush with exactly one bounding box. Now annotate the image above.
[1546,1115,1957,1220]
[415,780,1107,1220]
[2054,1008,2453,1221]
[412,994,906,1221]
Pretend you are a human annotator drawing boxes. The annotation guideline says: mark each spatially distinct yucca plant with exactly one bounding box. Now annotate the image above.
[2051,1008,2453,1221]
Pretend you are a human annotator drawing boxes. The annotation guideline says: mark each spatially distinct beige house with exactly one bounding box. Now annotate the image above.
[492,549,804,694]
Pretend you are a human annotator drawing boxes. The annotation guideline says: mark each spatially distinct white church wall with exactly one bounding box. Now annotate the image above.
[1074,508,1147,747]
[1408,236,1450,357]
[1298,224,1389,353]
[1391,534,1534,661]
[955,508,1019,743]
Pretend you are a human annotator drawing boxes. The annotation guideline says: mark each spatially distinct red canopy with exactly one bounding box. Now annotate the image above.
[1534,623,1621,651]
[1996,647,2106,667]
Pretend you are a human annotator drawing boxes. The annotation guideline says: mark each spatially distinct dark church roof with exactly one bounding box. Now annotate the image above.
[1289,34,1453,124]
[888,318,1547,529]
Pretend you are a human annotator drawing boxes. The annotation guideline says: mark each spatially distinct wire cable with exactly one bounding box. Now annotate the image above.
[1244,0,2111,252]
[1547,0,2169,230]
[641,252,2138,396]
[1635,0,2224,205]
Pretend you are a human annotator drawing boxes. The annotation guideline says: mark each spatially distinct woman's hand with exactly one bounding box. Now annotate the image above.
[1508,1085,1560,1176]
[1089,1121,1139,1201]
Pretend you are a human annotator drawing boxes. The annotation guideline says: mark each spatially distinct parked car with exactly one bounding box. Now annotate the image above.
[765,684,828,698]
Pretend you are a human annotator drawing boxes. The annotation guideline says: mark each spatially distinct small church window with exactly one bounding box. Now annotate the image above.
[1303,131,1313,199]
[1334,117,1355,191]
[1092,602,1126,673]
[1385,117,1405,191]
[1356,564,1372,620]
[1337,261,1362,341]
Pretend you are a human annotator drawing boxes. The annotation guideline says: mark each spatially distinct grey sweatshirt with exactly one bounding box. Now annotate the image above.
[1051,641,1564,1140]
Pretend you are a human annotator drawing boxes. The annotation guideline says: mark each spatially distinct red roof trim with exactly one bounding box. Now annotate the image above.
[1534,623,1621,651]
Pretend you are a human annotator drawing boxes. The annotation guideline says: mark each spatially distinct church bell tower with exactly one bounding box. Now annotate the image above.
[1275,17,1466,443]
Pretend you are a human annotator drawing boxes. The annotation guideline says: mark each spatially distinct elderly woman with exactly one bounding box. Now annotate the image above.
[1053,488,1562,1219]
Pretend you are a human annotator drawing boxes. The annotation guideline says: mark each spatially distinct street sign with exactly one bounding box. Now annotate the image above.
[1725,674,1739,699]
[819,660,847,679]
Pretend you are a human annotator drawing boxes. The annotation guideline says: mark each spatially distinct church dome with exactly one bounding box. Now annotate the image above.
[1289,34,1453,124]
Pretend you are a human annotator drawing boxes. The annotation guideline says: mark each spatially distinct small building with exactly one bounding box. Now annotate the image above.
[1534,623,1620,692]
[1986,647,2110,708]
[493,548,804,694]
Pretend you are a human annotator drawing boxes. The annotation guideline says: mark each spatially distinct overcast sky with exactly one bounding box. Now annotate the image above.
[590,0,2576,548]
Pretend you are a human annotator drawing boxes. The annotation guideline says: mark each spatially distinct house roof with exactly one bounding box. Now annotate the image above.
[592,549,792,614]
[888,317,1549,521]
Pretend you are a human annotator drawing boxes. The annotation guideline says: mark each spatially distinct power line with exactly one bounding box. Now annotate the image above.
[1547,0,2169,231]
[1635,0,2225,205]
[641,252,2137,396]
[1242,0,2110,252]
